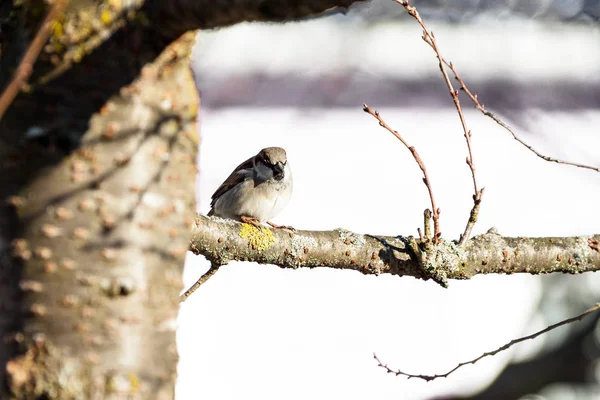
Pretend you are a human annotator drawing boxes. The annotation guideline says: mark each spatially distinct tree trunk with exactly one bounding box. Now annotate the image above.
[0,4,199,399]
[0,0,363,398]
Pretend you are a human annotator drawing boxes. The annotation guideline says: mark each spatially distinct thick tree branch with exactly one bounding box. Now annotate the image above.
[150,0,366,38]
[190,215,600,283]
[1,0,366,135]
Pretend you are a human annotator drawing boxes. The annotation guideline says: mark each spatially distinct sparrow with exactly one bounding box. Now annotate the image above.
[208,147,293,229]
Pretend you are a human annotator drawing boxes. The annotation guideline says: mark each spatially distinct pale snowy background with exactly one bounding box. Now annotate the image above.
[178,2,600,399]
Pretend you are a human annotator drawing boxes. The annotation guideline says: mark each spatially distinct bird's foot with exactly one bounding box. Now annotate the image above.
[240,215,261,228]
[267,221,296,231]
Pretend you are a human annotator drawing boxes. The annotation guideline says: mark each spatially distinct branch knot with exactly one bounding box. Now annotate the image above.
[406,237,464,288]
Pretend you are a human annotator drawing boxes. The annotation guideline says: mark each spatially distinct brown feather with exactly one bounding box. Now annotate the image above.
[209,155,255,209]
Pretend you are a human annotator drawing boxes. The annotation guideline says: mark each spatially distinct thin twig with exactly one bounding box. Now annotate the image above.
[461,187,484,245]
[0,0,67,122]
[445,62,600,173]
[180,262,221,302]
[363,104,440,241]
[374,302,600,381]
[397,1,599,174]
[394,0,483,246]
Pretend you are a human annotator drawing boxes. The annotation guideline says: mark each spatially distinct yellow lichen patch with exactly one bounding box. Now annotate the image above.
[52,20,64,37]
[100,9,112,25]
[72,46,85,63]
[239,224,275,251]
[50,19,65,54]
[129,372,140,392]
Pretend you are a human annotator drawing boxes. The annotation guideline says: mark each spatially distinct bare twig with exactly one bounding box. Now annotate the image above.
[445,61,600,173]
[363,104,441,241]
[180,262,221,302]
[397,1,599,175]
[374,302,600,381]
[0,0,67,122]
[396,1,599,174]
[394,1,483,246]
[461,187,484,245]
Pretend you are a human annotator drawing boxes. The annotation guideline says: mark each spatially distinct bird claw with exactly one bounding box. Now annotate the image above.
[267,221,296,231]
[239,216,295,231]
[240,216,261,228]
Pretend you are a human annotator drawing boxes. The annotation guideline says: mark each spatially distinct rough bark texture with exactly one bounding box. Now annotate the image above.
[190,215,600,283]
[0,0,365,398]
[1,19,198,400]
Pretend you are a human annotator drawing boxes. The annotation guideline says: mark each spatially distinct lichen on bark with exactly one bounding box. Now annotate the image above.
[190,215,600,285]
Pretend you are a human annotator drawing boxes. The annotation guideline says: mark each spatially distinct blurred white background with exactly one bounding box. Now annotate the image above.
[178,3,600,399]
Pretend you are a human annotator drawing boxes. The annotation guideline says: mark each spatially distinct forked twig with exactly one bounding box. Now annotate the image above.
[180,262,221,302]
[374,302,600,381]
[446,62,600,173]
[0,0,67,122]
[394,0,483,246]
[395,1,599,175]
[363,104,441,241]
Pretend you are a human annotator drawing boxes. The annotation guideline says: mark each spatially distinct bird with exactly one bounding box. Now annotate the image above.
[208,147,293,229]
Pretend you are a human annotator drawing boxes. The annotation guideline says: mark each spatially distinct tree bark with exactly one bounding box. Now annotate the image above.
[0,0,364,398]
[1,14,198,400]
[190,215,600,285]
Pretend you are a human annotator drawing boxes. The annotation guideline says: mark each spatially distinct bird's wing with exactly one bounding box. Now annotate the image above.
[209,156,254,209]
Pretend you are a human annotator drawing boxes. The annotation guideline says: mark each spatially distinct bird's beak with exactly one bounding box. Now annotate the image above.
[273,163,284,180]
